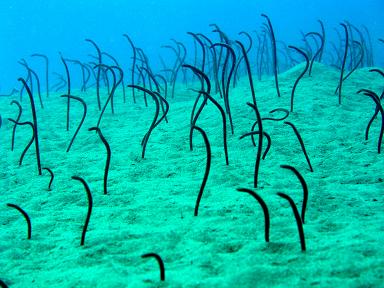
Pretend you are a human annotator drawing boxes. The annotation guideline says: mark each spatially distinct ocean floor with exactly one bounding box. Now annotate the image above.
[1,63,383,287]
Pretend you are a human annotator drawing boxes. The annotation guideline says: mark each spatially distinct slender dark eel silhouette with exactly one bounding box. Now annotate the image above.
[240,131,271,160]
[250,108,289,146]
[288,46,310,112]
[261,14,281,98]
[337,23,349,105]
[10,100,22,151]
[141,253,165,281]
[192,126,211,216]
[237,188,270,242]
[284,122,314,172]
[18,78,42,175]
[31,53,49,98]
[211,43,236,134]
[127,85,161,158]
[358,89,384,154]
[42,167,54,190]
[94,65,123,128]
[72,176,93,246]
[277,192,306,251]
[85,39,102,110]
[280,165,309,224]
[7,203,31,239]
[7,119,35,166]
[236,41,257,106]
[123,34,137,103]
[60,55,71,131]
[60,95,87,152]
[304,32,324,76]
[88,127,111,195]
[245,102,263,188]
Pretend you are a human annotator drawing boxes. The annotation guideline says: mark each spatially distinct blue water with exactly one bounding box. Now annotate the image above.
[0,0,383,92]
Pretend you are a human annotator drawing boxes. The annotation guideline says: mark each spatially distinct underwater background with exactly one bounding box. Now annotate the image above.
[0,0,383,90]
[0,0,384,287]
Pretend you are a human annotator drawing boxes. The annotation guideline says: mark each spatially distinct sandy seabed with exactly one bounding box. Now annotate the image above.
[1,63,383,287]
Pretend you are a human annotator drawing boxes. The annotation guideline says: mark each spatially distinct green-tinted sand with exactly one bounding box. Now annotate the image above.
[0,63,383,287]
